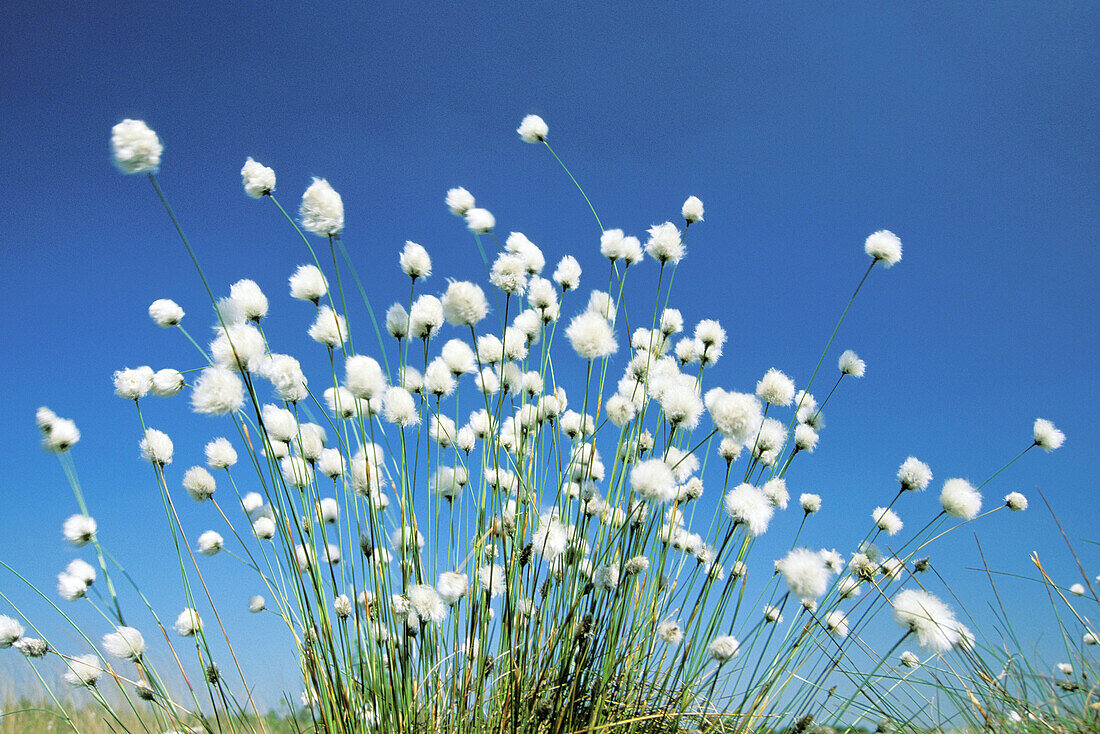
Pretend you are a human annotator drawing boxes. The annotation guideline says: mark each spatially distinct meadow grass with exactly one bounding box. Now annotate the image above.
[1,116,1095,734]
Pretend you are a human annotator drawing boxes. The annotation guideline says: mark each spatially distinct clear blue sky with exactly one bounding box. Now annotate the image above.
[1,0,1096,709]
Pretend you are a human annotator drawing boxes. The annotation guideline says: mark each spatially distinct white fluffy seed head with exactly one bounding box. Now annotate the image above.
[566,311,617,360]
[210,323,266,372]
[446,186,475,216]
[344,355,387,399]
[865,230,902,267]
[437,572,468,605]
[442,280,489,326]
[517,114,548,143]
[151,368,185,397]
[838,349,865,377]
[682,195,704,223]
[229,279,268,321]
[174,608,203,637]
[149,299,184,327]
[204,437,237,469]
[630,459,677,503]
[300,177,344,236]
[409,295,444,339]
[241,157,275,198]
[777,548,833,603]
[182,466,216,502]
[103,626,145,660]
[892,589,959,652]
[197,530,224,556]
[111,119,162,174]
[708,635,740,662]
[657,620,683,644]
[645,222,684,265]
[724,484,775,537]
[1033,418,1065,452]
[553,255,581,291]
[63,653,103,687]
[140,428,174,466]
[1004,492,1028,511]
[113,366,154,400]
[939,478,982,520]
[289,264,328,303]
[309,307,348,348]
[756,368,796,406]
[465,207,495,233]
[873,507,904,536]
[400,241,432,279]
[897,457,932,492]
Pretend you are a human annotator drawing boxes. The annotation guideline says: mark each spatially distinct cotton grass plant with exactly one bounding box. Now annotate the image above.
[0,115,1093,734]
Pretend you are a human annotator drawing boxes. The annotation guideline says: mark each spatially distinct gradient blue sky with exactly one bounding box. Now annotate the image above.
[2,1,1096,709]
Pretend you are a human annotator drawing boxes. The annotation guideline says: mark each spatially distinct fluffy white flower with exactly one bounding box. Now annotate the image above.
[210,323,266,372]
[645,222,684,265]
[437,571,468,605]
[897,457,932,492]
[708,635,740,662]
[58,572,87,601]
[252,517,276,540]
[241,157,275,198]
[465,207,495,234]
[386,303,409,339]
[262,404,298,442]
[442,280,489,326]
[900,650,920,668]
[777,548,833,603]
[762,478,789,509]
[41,413,80,452]
[794,424,819,452]
[230,279,268,321]
[505,231,545,274]
[1056,662,1073,676]
[1004,492,1028,511]
[724,484,774,536]
[446,186,475,216]
[1084,632,1098,646]
[490,252,528,296]
[204,437,237,469]
[657,620,683,644]
[197,530,224,556]
[600,228,626,260]
[112,368,153,404]
[630,458,677,503]
[825,611,849,638]
[477,564,506,597]
[682,195,704,223]
[838,349,865,377]
[940,478,982,520]
[149,299,184,327]
[1033,418,1065,452]
[102,627,145,660]
[0,616,25,648]
[517,114,548,143]
[63,653,103,687]
[174,608,203,637]
[399,241,432,279]
[409,294,444,339]
[191,366,247,416]
[289,264,328,303]
[309,306,348,348]
[756,368,795,407]
[865,230,902,267]
[65,559,96,587]
[182,466,216,502]
[405,585,446,625]
[873,507,904,536]
[566,311,617,360]
[382,386,419,427]
[892,589,959,652]
[553,255,581,291]
[150,368,185,397]
[111,119,162,174]
[299,177,344,236]
[248,595,265,613]
[532,513,568,560]
[763,605,783,624]
[140,428,174,465]
[800,493,822,514]
[280,456,314,488]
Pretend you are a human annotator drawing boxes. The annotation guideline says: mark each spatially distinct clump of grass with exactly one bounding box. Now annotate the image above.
[0,116,1091,734]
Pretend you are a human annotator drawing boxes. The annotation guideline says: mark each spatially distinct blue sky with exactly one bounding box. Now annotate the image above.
[1,0,1096,711]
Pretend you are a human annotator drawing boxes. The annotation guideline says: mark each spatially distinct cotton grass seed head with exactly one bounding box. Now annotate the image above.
[442,280,489,326]
[182,466,216,501]
[566,310,617,360]
[151,368,185,397]
[42,415,82,452]
[111,119,162,174]
[517,114,548,143]
[174,608,202,637]
[778,548,833,603]
[102,626,145,661]
[446,186,475,216]
[1004,492,1028,511]
[64,653,104,687]
[149,298,184,327]
[309,306,348,348]
[58,572,87,601]
[724,484,774,537]
[204,437,237,469]
[838,349,865,377]
[0,616,24,648]
[682,195,704,223]
[939,478,981,520]
[756,368,795,407]
[657,620,683,644]
[113,366,154,400]
[289,264,328,303]
[248,595,265,613]
[299,177,344,236]
[708,635,740,662]
[553,255,581,291]
[873,507,903,535]
[63,514,97,546]
[645,222,684,265]
[1032,418,1065,452]
[465,207,495,234]
[897,456,932,492]
[865,230,902,267]
[800,493,822,514]
[241,157,275,197]
[892,589,959,652]
[197,530,224,556]
[400,241,432,280]
[66,559,96,586]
